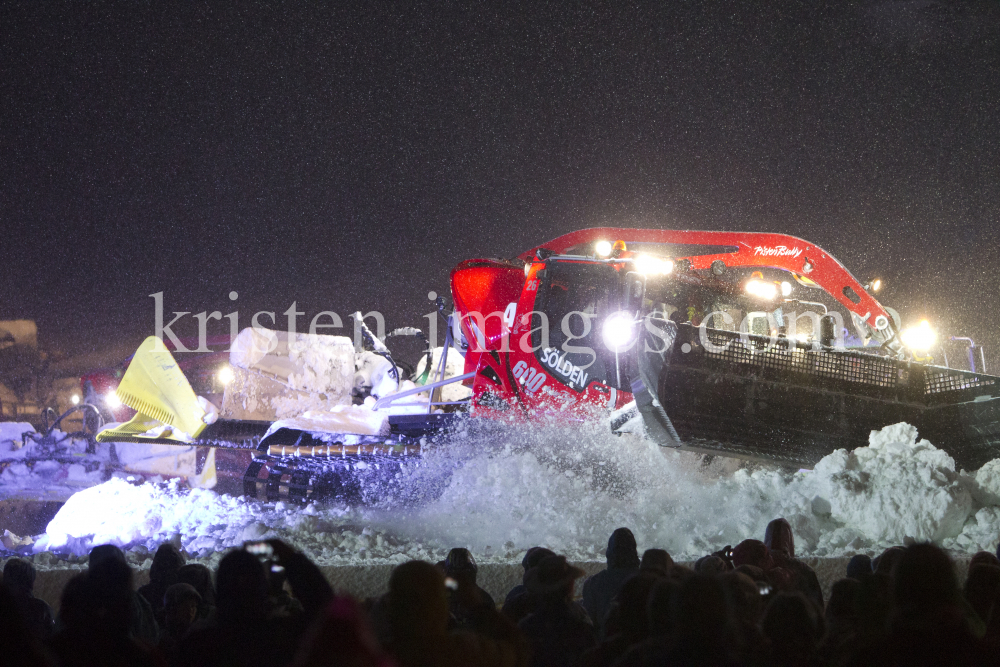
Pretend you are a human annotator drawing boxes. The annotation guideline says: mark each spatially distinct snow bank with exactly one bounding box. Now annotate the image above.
[31,476,442,565]
[373,420,982,559]
[34,478,261,556]
[0,422,34,450]
[27,421,1000,565]
[0,425,110,498]
[808,423,972,544]
[223,328,355,421]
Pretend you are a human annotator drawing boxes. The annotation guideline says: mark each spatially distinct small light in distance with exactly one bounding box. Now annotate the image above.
[745,279,778,300]
[900,320,936,352]
[70,394,80,405]
[602,312,636,352]
[105,391,122,409]
[870,278,882,292]
[780,281,792,297]
[595,240,613,257]
[218,365,235,385]
[634,254,674,276]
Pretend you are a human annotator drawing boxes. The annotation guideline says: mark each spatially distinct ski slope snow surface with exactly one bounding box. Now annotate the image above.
[7,420,1000,570]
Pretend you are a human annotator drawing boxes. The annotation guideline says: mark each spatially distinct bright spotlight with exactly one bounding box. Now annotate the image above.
[105,391,122,409]
[901,320,936,352]
[870,278,883,292]
[602,312,637,352]
[217,365,235,385]
[745,279,778,300]
[780,281,792,297]
[634,254,673,276]
[595,240,613,257]
[70,394,80,405]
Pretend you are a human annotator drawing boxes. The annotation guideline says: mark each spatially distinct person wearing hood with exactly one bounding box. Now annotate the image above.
[582,527,640,634]
[444,548,495,629]
[764,518,824,610]
[518,555,596,667]
[138,543,185,624]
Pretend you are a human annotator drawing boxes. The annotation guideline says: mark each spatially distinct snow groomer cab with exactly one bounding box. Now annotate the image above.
[450,228,1000,469]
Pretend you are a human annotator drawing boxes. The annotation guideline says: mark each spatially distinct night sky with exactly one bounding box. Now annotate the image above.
[3,2,999,367]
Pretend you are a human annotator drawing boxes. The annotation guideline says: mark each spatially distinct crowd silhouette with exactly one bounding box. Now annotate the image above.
[2,517,999,666]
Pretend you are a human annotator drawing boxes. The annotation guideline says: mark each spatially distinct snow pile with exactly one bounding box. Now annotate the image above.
[271,334,356,416]
[27,421,1000,564]
[0,424,110,499]
[224,328,354,420]
[0,422,34,450]
[809,423,972,544]
[376,421,998,560]
[30,476,444,564]
[35,478,264,556]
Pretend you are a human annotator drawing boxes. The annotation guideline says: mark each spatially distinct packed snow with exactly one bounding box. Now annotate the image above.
[0,422,109,499]
[7,420,1000,569]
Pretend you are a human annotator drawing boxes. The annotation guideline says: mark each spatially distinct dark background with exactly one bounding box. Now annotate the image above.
[2,1,998,370]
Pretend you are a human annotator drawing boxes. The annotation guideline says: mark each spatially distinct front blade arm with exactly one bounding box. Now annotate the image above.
[629,317,682,448]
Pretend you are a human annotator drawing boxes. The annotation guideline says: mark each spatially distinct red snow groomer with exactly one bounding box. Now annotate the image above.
[449,228,999,467]
[85,228,1000,502]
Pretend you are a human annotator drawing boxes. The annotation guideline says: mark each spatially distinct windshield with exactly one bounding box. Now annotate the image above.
[642,267,859,345]
[532,261,633,391]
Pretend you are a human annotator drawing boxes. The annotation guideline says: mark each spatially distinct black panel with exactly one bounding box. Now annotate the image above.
[654,325,1000,469]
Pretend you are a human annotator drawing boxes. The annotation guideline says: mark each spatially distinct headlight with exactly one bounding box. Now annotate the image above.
[105,391,122,409]
[634,254,673,276]
[901,320,936,352]
[217,365,235,385]
[745,279,778,300]
[602,312,636,352]
[595,240,613,258]
[70,394,80,405]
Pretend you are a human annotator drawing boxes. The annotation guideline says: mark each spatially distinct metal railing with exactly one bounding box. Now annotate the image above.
[372,314,475,412]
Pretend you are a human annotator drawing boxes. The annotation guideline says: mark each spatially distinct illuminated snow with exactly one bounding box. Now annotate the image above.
[25,421,1000,564]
